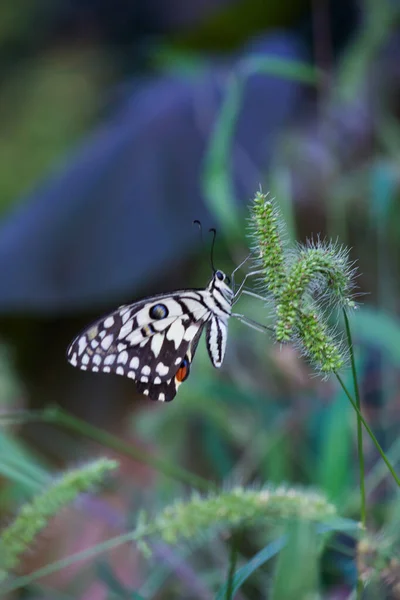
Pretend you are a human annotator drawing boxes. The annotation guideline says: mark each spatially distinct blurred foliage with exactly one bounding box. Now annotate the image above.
[0,345,23,405]
[170,0,309,52]
[1,0,400,598]
[0,46,113,215]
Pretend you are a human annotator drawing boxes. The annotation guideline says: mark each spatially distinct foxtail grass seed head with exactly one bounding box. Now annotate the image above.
[295,310,345,373]
[138,486,336,546]
[248,192,358,374]
[0,458,118,582]
[250,191,287,295]
[297,240,358,310]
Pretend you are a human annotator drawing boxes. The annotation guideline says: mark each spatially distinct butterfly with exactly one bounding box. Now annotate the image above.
[66,269,236,402]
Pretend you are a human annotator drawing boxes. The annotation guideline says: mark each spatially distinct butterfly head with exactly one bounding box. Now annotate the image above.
[210,269,234,304]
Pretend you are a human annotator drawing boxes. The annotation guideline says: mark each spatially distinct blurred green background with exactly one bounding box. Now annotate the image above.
[1,0,400,598]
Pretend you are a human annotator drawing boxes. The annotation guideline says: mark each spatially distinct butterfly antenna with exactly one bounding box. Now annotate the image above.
[208,228,217,273]
[193,219,204,245]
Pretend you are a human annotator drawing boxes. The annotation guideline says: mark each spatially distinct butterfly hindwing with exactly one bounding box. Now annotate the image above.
[136,324,204,402]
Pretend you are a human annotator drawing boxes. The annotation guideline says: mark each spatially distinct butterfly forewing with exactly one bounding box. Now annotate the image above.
[67,271,233,402]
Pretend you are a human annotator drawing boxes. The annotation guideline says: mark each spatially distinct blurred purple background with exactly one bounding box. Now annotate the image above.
[0,0,359,313]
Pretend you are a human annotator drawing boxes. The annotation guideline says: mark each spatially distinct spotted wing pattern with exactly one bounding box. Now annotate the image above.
[67,271,233,402]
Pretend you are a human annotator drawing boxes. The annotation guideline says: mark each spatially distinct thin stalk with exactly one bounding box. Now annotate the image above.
[341,310,366,600]
[0,406,215,493]
[343,309,366,528]
[335,374,400,488]
[0,526,154,594]
[225,531,240,600]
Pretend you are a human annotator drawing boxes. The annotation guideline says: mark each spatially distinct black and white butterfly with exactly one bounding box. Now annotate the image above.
[67,268,248,402]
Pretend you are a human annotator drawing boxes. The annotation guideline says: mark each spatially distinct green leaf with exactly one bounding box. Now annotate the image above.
[215,517,359,599]
[0,430,48,495]
[350,307,400,365]
[270,522,319,600]
[314,386,353,503]
[215,536,286,600]
[203,57,317,235]
[316,517,360,535]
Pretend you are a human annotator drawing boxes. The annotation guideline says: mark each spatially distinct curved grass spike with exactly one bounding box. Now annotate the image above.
[250,191,357,373]
[0,484,344,595]
[249,191,288,296]
[275,243,357,343]
[296,310,345,373]
[135,485,337,548]
[0,458,118,583]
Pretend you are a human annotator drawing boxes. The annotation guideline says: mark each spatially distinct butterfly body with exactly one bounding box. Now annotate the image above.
[67,270,233,402]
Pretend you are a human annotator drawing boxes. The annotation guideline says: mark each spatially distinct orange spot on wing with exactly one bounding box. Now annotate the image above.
[176,365,188,382]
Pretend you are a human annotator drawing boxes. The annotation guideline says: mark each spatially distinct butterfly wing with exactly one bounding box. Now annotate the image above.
[206,315,228,368]
[136,324,205,402]
[67,291,211,401]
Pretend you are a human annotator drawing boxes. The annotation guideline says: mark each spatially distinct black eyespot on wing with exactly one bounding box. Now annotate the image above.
[215,270,224,281]
[149,303,169,319]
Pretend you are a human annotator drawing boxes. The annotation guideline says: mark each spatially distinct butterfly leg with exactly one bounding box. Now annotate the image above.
[231,312,274,334]
[239,289,268,302]
[233,270,264,304]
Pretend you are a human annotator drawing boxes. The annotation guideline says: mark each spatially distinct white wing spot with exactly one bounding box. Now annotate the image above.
[156,362,169,377]
[104,316,115,328]
[117,343,127,352]
[141,365,151,376]
[125,331,141,345]
[82,354,89,365]
[70,353,78,366]
[128,371,136,379]
[101,334,113,351]
[140,375,149,383]
[78,337,87,356]
[158,393,165,402]
[150,334,163,358]
[116,366,125,375]
[175,357,182,365]
[93,355,101,366]
[103,366,111,373]
[119,320,134,339]
[130,357,139,369]
[104,354,116,365]
[143,389,149,396]
[92,366,99,372]
[99,330,106,339]
[154,376,161,384]
[166,320,185,348]
[182,298,205,315]
[117,350,128,365]
[91,340,99,349]
[121,310,131,324]
[184,325,199,341]
[81,365,87,371]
